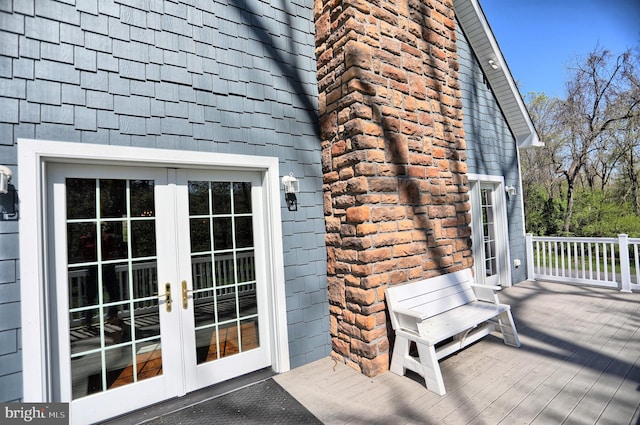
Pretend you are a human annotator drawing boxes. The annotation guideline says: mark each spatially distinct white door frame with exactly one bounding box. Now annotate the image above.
[468,174,512,287]
[18,138,290,403]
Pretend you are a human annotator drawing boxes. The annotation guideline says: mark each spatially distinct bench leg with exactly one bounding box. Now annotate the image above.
[416,343,446,396]
[389,334,447,395]
[389,335,410,376]
[497,310,521,348]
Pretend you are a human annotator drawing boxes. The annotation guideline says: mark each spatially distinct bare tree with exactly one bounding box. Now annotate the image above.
[614,115,640,213]
[555,48,640,233]
[521,93,564,198]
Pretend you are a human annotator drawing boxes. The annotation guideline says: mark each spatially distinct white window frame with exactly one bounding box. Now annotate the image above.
[468,173,512,287]
[18,138,290,401]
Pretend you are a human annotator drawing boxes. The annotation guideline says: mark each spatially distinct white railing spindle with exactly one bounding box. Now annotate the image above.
[526,234,638,292]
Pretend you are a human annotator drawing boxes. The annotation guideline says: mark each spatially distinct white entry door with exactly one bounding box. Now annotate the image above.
[48,164,271,424]
[469,179,511,286]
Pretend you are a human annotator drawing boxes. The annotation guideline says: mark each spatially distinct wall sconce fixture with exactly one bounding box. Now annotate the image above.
[282,173,299,211]
[488,59,499,70]
[0,165,17,220]
[0,165,11,194]
[505,185,517,198]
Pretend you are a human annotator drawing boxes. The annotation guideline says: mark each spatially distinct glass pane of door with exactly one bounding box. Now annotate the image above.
[188,181,259,364]
[66,178,161,400]
[480,187,497,278]
[480,188,498,277]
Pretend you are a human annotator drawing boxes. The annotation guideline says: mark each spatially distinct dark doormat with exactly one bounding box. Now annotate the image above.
[142,378,322,425]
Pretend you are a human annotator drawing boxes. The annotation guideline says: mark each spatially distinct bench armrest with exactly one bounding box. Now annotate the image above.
[393,306,429,321]
[391,306,429,332]
[470,284,501,304]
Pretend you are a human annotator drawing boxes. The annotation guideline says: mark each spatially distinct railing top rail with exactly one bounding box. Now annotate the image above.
[530,236,618,243]
[526,234,639,293]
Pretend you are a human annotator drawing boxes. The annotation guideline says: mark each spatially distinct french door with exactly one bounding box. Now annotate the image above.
[470,180,510,286]
[48,164,271,424]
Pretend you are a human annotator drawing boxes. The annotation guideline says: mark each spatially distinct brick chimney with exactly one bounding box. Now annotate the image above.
[315,0,473,376]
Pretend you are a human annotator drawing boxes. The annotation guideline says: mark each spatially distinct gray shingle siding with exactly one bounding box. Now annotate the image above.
[456,22,527,285]
[0,0,329,402]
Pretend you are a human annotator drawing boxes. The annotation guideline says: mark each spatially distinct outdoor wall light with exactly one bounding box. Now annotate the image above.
[488,59,499,70]
[505,185,517,198]
[282,173,299,211]
[0,165,11,194]
[0,165,17,220]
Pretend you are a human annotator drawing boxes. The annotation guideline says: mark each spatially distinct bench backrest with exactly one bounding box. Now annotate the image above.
[385,268,477,331]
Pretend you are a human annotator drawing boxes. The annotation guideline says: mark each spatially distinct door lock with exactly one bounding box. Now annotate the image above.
[181,280,189,309]
[165,283,172,312]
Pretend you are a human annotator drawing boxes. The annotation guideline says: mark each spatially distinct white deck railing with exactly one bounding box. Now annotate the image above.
[525,234,640,292]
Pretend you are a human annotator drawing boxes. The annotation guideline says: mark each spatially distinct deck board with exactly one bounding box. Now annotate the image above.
[275,280,640,425]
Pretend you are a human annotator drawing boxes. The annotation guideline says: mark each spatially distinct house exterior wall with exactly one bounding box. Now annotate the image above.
[456,22,527,284]
[0,0,329,403]
[316,0,473,376]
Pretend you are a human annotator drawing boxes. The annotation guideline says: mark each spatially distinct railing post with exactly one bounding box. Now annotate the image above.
[525,233,535,281]
[618,234,632,293]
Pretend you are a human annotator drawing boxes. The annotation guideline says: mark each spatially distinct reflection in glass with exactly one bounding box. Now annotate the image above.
[102,262,128,303]
[480,188,497,278]
[131,221,156,258]
[66,179,96,219]
[70,308,101,354]
[103,306,131,347]
[188,181,209,215]
[71,351,102,398]
[191,255,213,291]
[214,253,235,286]
[66,177,161,400]
[81,265,110,310]
[68,222,98,264]
[105,345,134,388]
[233,182,252,214]
[107,340,163,389]
[189,180,260,367]
[67,222,128,264]
[193,289,215,329]
[100,180,126,218]
[218,322,240,358]
[216,286,237,322]
[236,251,255,283]
[240,318,259,352]
[69,268,93,309]
[132,261,158,299]
[238,284,258,316]
[133,300,160,340]
[135,341,163,382]
[130,180,155,217]
[195,327,217,363]
[190,218,211,253]
[212,182,231,214]
[235,217,253,248]
[213,218,232,250]
[101,222,127,260]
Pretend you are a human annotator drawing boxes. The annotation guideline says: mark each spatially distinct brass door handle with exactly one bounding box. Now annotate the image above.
[165,283,172,312]
[181,280,189,309]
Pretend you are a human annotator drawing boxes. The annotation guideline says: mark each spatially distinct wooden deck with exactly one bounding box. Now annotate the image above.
[275,280,640,425]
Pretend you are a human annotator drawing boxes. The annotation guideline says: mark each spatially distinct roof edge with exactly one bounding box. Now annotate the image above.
[452,0,542,148]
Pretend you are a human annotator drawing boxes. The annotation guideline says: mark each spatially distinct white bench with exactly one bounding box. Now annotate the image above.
[385,268,521,395]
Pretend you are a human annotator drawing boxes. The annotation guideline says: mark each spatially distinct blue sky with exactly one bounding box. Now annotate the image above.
[480,0,640,99]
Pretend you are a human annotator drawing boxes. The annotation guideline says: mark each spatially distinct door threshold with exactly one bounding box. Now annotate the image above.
[99,367,276,425]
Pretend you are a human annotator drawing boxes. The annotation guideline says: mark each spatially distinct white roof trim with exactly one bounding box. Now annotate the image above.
[453,0,542,148]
